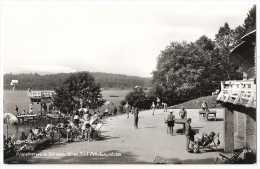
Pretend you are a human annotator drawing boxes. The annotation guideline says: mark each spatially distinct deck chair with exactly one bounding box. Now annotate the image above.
[200,132,220,152]
[219,147,245,164]
[92,123,103,139]
[58,127,74,142]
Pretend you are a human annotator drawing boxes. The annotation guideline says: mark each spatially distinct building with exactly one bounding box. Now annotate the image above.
[216,30,256,163]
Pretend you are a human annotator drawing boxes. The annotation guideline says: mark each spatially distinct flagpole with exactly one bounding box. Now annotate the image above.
[7,116,9,138]
[7,124,8,138]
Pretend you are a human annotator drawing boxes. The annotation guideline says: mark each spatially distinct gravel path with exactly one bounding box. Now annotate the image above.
[29,108,226,164]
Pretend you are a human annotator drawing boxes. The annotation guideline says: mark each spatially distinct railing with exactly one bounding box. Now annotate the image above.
[217,80,256,108]
[27,91,55,98]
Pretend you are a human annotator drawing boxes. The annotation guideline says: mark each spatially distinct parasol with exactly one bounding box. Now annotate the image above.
[3,113,18,124]
[3,113,18,138]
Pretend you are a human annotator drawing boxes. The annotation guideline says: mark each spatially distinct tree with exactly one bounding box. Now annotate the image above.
[243,5,256,34]
[214,22,241,80]
[124,87,146,108]
[53,72,105,114]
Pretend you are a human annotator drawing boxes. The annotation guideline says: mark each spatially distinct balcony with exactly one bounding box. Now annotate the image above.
[217,80,256,108]
[27,91,55,99]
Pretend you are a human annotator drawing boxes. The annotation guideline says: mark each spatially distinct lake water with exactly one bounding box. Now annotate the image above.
[3,90,130,139]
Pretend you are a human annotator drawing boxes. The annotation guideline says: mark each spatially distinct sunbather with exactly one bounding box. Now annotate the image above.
[20,132,27,140]
[28,129,36,141]
[189,131,216,153]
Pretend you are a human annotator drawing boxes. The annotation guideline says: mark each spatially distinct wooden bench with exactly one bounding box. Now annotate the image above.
[198,110,217,121]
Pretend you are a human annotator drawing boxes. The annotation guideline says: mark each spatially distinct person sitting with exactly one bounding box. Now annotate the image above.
[113,106,118,115]
[179,106,187,119]
[190,131,216,153]
[27,129,36,141]
[21,110,26,115]
[29,107,33,115]
[20,132,27,141]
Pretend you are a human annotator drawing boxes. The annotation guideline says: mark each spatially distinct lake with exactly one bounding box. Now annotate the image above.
[3,90,130,139]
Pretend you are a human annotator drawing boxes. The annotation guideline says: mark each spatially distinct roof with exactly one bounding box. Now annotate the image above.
[229,41,255,71]
[241,30,256,42]
[229,30,256,71]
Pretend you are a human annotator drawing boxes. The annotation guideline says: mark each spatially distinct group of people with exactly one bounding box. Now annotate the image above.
[4,135,15,154]
[151,100,168,115]
[15,104,34,116]
[19,128,46,142]
[185,118,217,153]
[165,106,187,135]
[164,100,214,153]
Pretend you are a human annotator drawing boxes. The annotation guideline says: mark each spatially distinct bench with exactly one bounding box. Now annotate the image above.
[198,110,217,121]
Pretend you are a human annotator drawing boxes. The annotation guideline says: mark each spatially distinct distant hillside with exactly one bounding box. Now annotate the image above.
[3,72,151,90]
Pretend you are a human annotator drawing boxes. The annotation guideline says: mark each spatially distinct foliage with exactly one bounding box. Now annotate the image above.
[53,72,105,113]
[149,5,256,104]
[243,5,256,34]
[124,87,146,108]
[3,72,151,90]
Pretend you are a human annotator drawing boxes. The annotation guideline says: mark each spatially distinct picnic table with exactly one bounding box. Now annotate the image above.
[17,114,37,124]
[198,110,217,121]
[175,119,188,134]
[165,119,187,134]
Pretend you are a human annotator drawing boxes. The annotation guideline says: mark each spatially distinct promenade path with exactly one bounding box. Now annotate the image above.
[30,108,233,164]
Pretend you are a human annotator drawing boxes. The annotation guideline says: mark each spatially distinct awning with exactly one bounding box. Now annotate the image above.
[229,41,255,71]
[229,30,256,72]
[241,30,256,42]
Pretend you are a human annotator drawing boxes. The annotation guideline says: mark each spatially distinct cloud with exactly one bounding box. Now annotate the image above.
[22,65,77,74]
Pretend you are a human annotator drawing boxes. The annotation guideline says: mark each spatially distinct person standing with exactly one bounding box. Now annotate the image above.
[124,102,131,118]
[179,106,187,119]
[163,102,168,112]
[201,100,209,121]
[156,97,160,109]
[133,106,139,129]
[151,102,156,115]
[165,111,175,135]
[184,118,195,151]
[15,105,19,116]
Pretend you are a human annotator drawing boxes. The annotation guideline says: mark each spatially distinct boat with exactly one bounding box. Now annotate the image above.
[109,95,119,97]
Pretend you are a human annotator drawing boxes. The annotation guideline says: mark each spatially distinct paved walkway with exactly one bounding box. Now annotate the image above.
[30,108,226,164]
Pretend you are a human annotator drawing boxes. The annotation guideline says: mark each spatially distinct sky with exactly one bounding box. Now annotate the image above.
[1,0,258,77]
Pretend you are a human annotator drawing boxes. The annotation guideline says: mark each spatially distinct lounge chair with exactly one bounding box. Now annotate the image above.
[219,147,245,163]
[92,123,103,139]
[196,132,220,152]
[58,127,74,142]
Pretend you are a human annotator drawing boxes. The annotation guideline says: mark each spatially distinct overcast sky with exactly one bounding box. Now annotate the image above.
[1,1,258,77]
